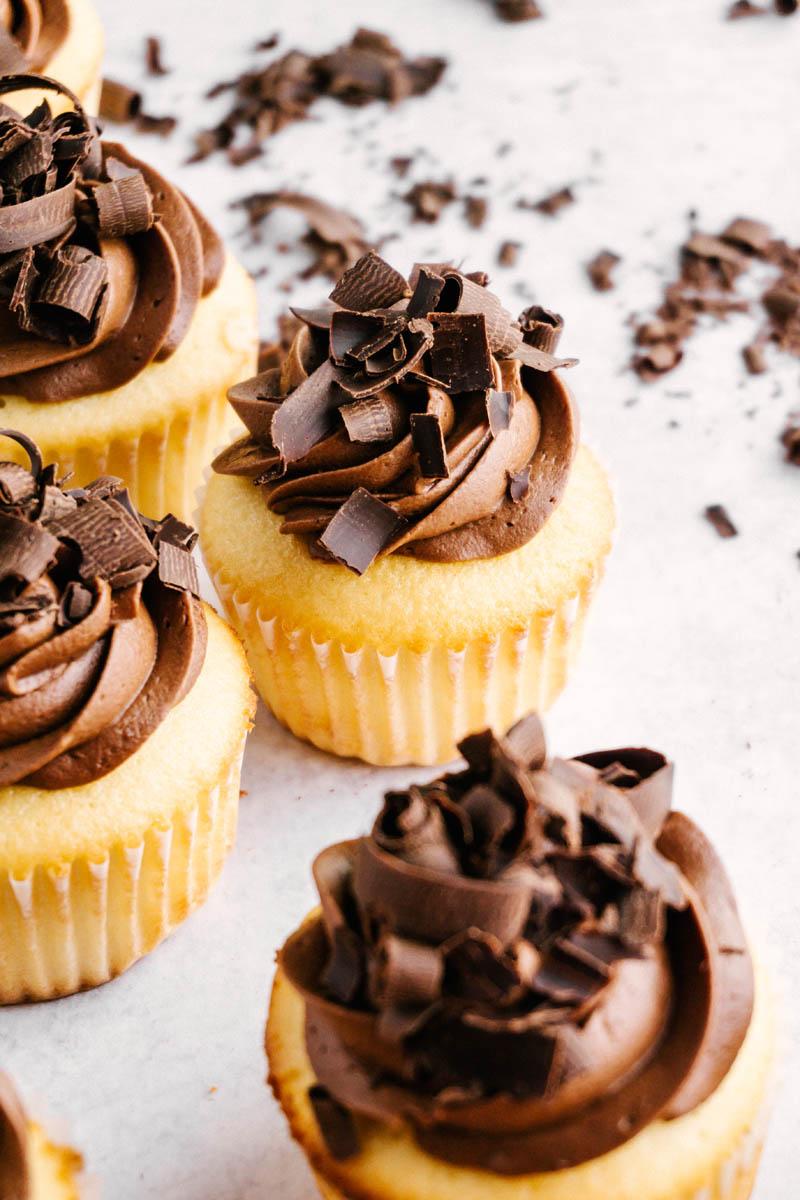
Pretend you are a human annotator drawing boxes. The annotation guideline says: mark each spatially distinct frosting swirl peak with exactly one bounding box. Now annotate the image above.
[279,714,754,1174]
[213,252,579,572]
[0,429,207,789]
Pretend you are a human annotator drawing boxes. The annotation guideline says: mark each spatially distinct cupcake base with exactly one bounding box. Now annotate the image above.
[266,955,773,1200]
[0,607,255,1004]
[202,445,615,765]
[0,254,257,523]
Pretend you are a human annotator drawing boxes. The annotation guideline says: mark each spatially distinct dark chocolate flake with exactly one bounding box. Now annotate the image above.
[410,412,449,478]
[519,186,575,216]
[486,389,514,436]
[587,250,620,292]
[495,0,544,19]
[403,180,456,224]
[704,505,738,538]
[319,488,405,574]
[507,465,532,502]
[780,422,800,465]
[429,312,494,392]
[498,241,520,268]
[330,250,410,312]
[145,35,170,76]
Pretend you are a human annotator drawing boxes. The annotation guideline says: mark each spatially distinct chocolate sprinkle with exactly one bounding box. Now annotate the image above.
[319,488,406,574]
[704,505,738,538]
[308,1085,360,1160]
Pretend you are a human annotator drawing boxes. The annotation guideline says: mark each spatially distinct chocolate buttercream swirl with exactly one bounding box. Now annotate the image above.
[213,251,579,571]
[0,429,207,788]
[280,714,754,1174]
[0,2,69,75]
[0,1069,30,1200]
[0,73,224,403]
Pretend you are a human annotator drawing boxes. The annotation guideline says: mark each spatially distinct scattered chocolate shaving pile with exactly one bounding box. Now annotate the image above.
[145,35,169,76]
[231,191,372,281]
[632,216,800,380]
[519,186,575,216]
[494,0,544,19]
[465,195,488,229]
[587,250,620,292]
[780,420,800,464]
[498,241,521,267]
[403,180,456,223]
[704,505,738,538]
[191,28,446,164]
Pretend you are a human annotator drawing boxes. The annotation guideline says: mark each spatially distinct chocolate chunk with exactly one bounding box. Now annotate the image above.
[519,186,574,216]
[587,250,620,292]
[429,313,494,392]
[145,35,169,76]
[91,173,154,237]
[308,1086,360,1161]
[319,488,405,574]
[486,389,514,435]
[704,505,738,538]
[47,496,158,587]
[780,421,800,464]
[410,412,449,478]
[495,0,544,19]
[497,240,520,267]
[99,78,143,123]
[403,180,456,223]
[465,195,488,229]
[0,513,59,585]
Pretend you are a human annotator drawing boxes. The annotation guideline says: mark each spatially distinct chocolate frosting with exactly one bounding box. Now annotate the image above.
[213,252,579,572]
[0,429,207,789]
[0,2,68,75]
[0,1070,30,1200]
[0,74,224,403]
[279,714,754,1174]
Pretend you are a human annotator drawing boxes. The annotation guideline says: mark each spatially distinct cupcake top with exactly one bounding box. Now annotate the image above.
[214,252,579,573]
[279,713,754,1173]
[0,73,224,403]
[0,1069,31,1197]
[0,3,69,75]
[0,429,206,788]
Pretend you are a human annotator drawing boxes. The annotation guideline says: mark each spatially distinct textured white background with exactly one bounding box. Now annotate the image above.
[2,1,799,1196]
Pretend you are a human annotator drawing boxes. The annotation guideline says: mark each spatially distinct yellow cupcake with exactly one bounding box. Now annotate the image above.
[0,436,255,1003]
[1,1072,84,1199]
[0,77,257,523]
[266,716,774,1200]
[203,254,613,764]
[1,0,104,114]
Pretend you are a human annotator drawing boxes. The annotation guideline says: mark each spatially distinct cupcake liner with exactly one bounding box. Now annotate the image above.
[210,566,602,766]
[16,395,239,525]
[0,742,245,1004]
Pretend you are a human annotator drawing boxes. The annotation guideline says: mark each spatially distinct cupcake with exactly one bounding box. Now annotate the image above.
[1,1069,83,1198]
[267,713,773,1200]
[0,431,255,1003]
[203,252,614,765]
[0,1,103,114]
[0,74,257,522]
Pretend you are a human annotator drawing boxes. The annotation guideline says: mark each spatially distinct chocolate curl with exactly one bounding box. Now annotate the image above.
[339,394,405,443]
[373,933,443,1009]
[518,304,564,354]
[34,245,108,341]
[0,428,43,480]
[318,487,406,575]
[410,411,448,478]
[0,179,76,252]
[91,173,154,237]
[437,269,520,355]
[330,249,410,312]
[0,512,59,585]
[99,77,142,123]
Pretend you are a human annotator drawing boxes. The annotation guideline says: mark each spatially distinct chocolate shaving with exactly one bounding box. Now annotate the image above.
[340,395,405,444]
[486,389,514,435]
[519,186,575,216]
[465,195,488,229]
[410,412,449,478]
[192,29,446,162]
[135,112,178,137]
[47,496,158,587]
[507,465,531,501]
[308,1085,360,1161]
[319,488,406,575]
[91,173,154,237]
[703,505,738,538]
[498,241,520,268]
[494,0,544,19]
[780,421,800,464]
[429,312,494,391]
[742,342,767,374]
[145,35,169,76]
[99,78,142,123]
[726,0,767,12]
[403,180,456,223]
[330,249,409,311]
[0,513,58,585]
[587,250,620,292]
[157,541,199,595]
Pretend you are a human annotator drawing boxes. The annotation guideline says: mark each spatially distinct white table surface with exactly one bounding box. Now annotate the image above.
[2,1,799,1196]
